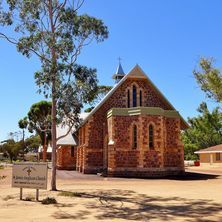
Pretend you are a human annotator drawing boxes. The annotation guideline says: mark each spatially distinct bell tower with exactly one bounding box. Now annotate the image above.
[112,57,125,83]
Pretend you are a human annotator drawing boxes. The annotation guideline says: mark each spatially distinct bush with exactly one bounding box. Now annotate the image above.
[0,175,6,180]
[3,195,14,201]
[41,197,57,205]
[24,195,34,201]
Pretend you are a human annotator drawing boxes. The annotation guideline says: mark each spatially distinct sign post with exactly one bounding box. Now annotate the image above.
[12,162,48,201]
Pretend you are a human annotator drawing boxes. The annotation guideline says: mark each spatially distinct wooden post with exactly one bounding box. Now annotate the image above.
[20,188,23,200]
[36,189,39,201]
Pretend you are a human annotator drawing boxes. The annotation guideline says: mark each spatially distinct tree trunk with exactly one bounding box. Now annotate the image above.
[43,131,47,162]
[51,94,57,191]
[48,0,57,191]
[22,129,25,160]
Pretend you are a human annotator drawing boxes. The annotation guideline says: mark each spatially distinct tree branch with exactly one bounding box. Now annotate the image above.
[0,32,51,63]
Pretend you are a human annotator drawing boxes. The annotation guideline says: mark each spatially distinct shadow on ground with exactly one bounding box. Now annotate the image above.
[168,172,221,181]
[53,189,222,221]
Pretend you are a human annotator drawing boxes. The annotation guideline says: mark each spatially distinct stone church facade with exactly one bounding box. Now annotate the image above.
[57,64,188,177]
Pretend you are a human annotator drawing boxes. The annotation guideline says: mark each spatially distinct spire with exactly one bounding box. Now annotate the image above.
[112,57,125,83]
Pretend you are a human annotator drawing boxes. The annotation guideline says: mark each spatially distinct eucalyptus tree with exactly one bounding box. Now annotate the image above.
[0,0,108,190]
[26,100,52,162]
[18,117,28,158]
[194,57,222,103]
[85,85,112,112]
[182,102,222,160]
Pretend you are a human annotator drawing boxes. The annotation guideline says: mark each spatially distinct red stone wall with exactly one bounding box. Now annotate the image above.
[164,118,184,168]
[76,78,185,176]
[143,150,161,168]
[57,145,77,170]
[107,114,184,177]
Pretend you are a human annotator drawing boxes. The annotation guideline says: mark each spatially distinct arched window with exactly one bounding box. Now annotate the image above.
[149,125,154,149]
[127,89,130,108]
[132,125,137,149]
[139,90,142,106]
[133,85,137,107]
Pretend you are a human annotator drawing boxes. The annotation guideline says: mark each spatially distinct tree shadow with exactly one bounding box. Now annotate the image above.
[54,189,222,221]
[167,172,221,181]
[53,209,90,220]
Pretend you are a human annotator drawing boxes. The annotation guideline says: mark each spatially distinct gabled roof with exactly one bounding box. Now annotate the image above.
[82,64,188,129]
[57,113,90,146]
[195,144,222,154]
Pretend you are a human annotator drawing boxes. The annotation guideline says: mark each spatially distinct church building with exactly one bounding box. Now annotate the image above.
[57,64,188,177]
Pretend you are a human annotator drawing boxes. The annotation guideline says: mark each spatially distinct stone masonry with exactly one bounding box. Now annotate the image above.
[74,67,187,177]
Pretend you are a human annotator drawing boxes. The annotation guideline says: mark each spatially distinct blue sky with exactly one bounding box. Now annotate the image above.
[0,0,222,141]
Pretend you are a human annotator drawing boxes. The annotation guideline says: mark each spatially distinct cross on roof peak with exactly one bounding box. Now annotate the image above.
[118,57,122,64]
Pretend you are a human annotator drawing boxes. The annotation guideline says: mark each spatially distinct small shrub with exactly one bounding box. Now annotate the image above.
[24,195,34,201]
[42,197,57,205]
[3,195,14,201]
[58,191,83,197]
[0,175,6,180]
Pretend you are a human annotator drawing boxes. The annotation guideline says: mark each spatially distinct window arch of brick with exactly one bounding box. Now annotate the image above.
[125,83,143,108]
[130,122,139,149]
[148,123,155,150]
[127,89,130,108]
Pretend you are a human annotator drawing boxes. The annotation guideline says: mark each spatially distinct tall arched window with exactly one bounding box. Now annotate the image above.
[133,85,137,107]
[149,125,154,149]
[139,90,142,106]
[127,89,130,108]
[132,125,137,149]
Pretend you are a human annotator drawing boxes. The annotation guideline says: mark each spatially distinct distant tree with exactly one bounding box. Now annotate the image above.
[26,101,52,162]
[182,102,222,160]
[91,85,112,105]
[0,0,108,191]
[194,57,222,103]
[0,139,23,162]
[25,135,41,153]
[84,85,112,112]
[18,117,28,158]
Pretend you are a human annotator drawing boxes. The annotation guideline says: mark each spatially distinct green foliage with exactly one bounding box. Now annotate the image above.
[25,135,41,153]
[0,0,108,190]
[0,139,23,162]
[18,117,28,130]
[27,100,52,145]
[84,107,94,113]
[90,85,112,106]
[84,85,112,112]
[194,57,222,102]
[182,102,222,160]
[42,197,57,205]
[0,0,108,128]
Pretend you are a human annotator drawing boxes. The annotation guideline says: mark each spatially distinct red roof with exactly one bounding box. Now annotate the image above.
[195,144,222,154]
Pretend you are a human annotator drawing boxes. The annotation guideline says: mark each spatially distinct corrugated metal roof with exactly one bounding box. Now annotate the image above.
[56,112,89,146]
[195,144,222,154]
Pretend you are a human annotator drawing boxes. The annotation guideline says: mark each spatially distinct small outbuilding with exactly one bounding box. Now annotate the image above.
[195,144,222,165]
